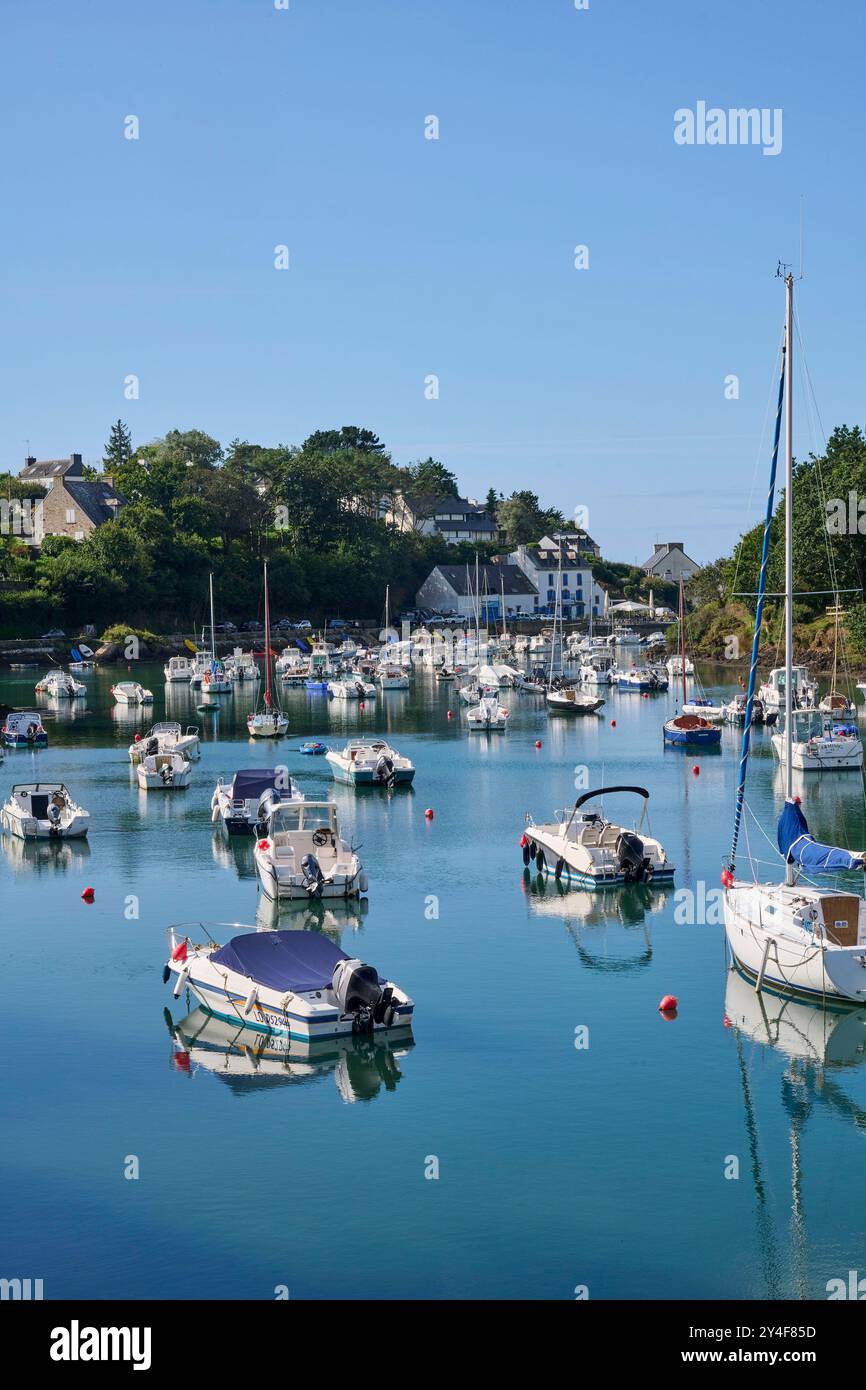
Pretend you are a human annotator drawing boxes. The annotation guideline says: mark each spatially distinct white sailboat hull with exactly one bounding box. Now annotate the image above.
[771,731,863,771]
[724,884,866,1004]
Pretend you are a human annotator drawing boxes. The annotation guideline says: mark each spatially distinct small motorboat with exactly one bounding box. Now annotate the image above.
[376,664,410,690]
[298,741,327,755]
[164,654,196,683]
[201,661,231,694]
[136,751,192,789]
[163,926,413,1039]
[758,664,818,711]
[435,667,456,683]
[665,654,695,679]
[211,767,304,835]
[723,694,777,726]
[546,687,604,715]
[328,675,376,700]
[111,681,154,705]
[522,786,674,888]
[2,712,48,747]
[1,782,90,839]
[772,716,864,772]
[466,695,509,729]
[616,668,664,693]
[129,722,200,763]
[663,712,721,747]
[818,690,856,716]
[325,737,416,787]
[35,668,87,699]
[254,800,368,901]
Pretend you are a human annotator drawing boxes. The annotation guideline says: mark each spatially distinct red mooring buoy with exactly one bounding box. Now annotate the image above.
[659,994,678,1014]
[447,710,453,719]
[692,764,699,775]
[535,740,542,749]
[610,719,616,728]
[81,887,95,903]
[425,808,434,820]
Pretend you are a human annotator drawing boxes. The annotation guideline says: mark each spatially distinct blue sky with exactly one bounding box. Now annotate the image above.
[1,0,863,563]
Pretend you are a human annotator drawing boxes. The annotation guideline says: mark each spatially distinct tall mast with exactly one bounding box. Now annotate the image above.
[679,577,686,707]
[209,573,216,660]
[263,559,272,708]
[784,273,794,832]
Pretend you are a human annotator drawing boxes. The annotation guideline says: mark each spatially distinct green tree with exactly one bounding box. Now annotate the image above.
[103,419,133,470]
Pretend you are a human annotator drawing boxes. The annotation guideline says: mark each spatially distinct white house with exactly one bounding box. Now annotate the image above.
[386,492,496,544]
[415,563,539,619]
[509,543,606,619]
[642,541,700,583]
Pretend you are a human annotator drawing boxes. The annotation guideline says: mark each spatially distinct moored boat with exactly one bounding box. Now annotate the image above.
[211,767,303,835]
[254,800,368,901]
[325,737,415,787]
[129,722,200,763]
[522,786,674,888]
[1,782,90,839]
[136,751,192,789]
[2,711,48,747]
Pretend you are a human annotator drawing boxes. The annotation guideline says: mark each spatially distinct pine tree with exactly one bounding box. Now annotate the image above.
[104,419,133,469]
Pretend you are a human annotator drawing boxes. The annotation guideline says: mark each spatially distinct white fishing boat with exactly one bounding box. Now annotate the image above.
[522,786,674,888]
[376,664,410,690]
[818,690,856,716]
[136,751,192,790]
[1,782,90,839]
[254,801,368,901]
[128,722,201,763]
[665,653,695,679]
[226,648,260,683]
[111,681,154,705]
[758,664,818,711]
[163,925,413,1039]
[211,768,304,835]
[328,674,376,700]
[164,654,196,683]
[2,711,48,747]
[35,668,86,699]
[771,713,863,771]
[723,271,866,1005]
[325,737,415,787]
[248,561,289,737]
[723,694,777,726]
[579,654,616,687]
[466,694,509,729]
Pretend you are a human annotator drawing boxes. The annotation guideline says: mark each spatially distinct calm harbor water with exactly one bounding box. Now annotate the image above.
[3,658,866,1300]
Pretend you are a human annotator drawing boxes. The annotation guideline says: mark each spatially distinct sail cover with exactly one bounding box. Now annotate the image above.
[777,800,865,873]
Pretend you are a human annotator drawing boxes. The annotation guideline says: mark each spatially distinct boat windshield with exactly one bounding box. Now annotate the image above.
[269,803,336,834]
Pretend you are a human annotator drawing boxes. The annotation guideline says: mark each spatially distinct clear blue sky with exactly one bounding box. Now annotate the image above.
[1,0,863,564]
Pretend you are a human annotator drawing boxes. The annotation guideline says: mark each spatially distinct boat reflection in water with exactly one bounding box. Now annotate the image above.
[725,966,866,1299]
[523,878,673,973]
[166,1007,413,1102]
[254,892,367,935]
[3,831,92,875]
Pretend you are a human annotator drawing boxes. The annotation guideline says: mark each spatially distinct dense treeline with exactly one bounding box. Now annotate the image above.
[0,423,618,637]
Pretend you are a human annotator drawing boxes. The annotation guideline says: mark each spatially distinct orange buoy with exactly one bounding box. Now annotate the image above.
[81,887,95,903]
[535,740,542,749]
[257,839,269,850]
[659,994,678,1014]
[424,808,434,820]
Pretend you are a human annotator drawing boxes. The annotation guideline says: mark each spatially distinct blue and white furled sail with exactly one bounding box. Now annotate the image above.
[777,799,865,874]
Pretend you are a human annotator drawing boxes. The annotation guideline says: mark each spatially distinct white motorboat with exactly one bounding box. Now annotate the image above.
[466,694,509,729]
[164,654,196,683]
[325,737,415,787]
[617,667,666,692]
[2,711,48,747]
[818,690,856,716]
[723,271,866,1004]
[328,675,376,700]
[163,925,413,1039]
[226,648,260,682]
[546,687,604,715]
[522,785,674,888]
[247,561,289,737]
[201,661,231,695]
[189,649,214,689]
[129,722,201,763]
[613,628,642,647]
[254,801,368,901]
[211,768,304,835]
[136,751,192,789]
[758,664,818,711]
[665,654,695,678]
[35,668,86,699]
[723,694,777,726]
[111,681,154,705]
[376,664,410,690]
[579,655,616,686]
[1,782,90,839]
[771,713,863,771]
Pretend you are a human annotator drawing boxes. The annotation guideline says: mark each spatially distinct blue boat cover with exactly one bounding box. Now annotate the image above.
[211,931,351,991]
[833,723,858,736]
[230,768,281,800]
[294,638,310,652]
[777,799,864,873]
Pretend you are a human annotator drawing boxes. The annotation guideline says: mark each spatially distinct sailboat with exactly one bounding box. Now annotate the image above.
[723,271,866,1004]
[247,561,289,738]
[662,579,721,746]
[201,575,231,694]
[376,586,410,689]
[546,547,603,714]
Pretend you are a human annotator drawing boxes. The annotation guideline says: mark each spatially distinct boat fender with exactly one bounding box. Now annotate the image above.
[173,965,190,999]
[359,871,369,894]
[162,965,171,985]
[536,849,546,874]
[522,843,531,866]
[555,858,564,879]
[243,987,258,1016]
[528,841,537,861]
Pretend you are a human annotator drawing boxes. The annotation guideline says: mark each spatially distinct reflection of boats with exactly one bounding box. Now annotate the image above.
[254,893,367,934]
[523,785,673,887]
[1,782,90,839]
[164,926,413,1039]
[167,1007,413,1100]
[2,832,91,872]
[525,877,672,930]
[725,965,866,1064]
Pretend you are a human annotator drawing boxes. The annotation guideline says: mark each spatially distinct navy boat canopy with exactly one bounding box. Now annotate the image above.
[229,769,283,800]
[211,931,351,992]
[777,799,865,874]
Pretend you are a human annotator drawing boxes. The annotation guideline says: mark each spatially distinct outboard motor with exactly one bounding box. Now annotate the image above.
[160,763,174,785]
[375,754,395,787]
[47,801,62,837]
[301,852,325,897]
[332,957,390,1032]
[145,736,159,756]
[615,831,649,883]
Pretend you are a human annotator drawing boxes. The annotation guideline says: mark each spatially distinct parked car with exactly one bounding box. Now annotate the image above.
[294,619,312,630]
[275,618,293,631]
[240,619,262,632]
[41,628,66,639]
[213,621,237,633]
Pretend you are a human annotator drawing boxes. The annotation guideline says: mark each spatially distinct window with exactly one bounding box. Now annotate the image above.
[562,573,569,586]
[74,530,85,541]
[547,589,556,602]
[65,508,76,523]
[547,574,553,586]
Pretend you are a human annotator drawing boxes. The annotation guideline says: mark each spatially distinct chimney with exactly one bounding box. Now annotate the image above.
[24,455,36,468]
